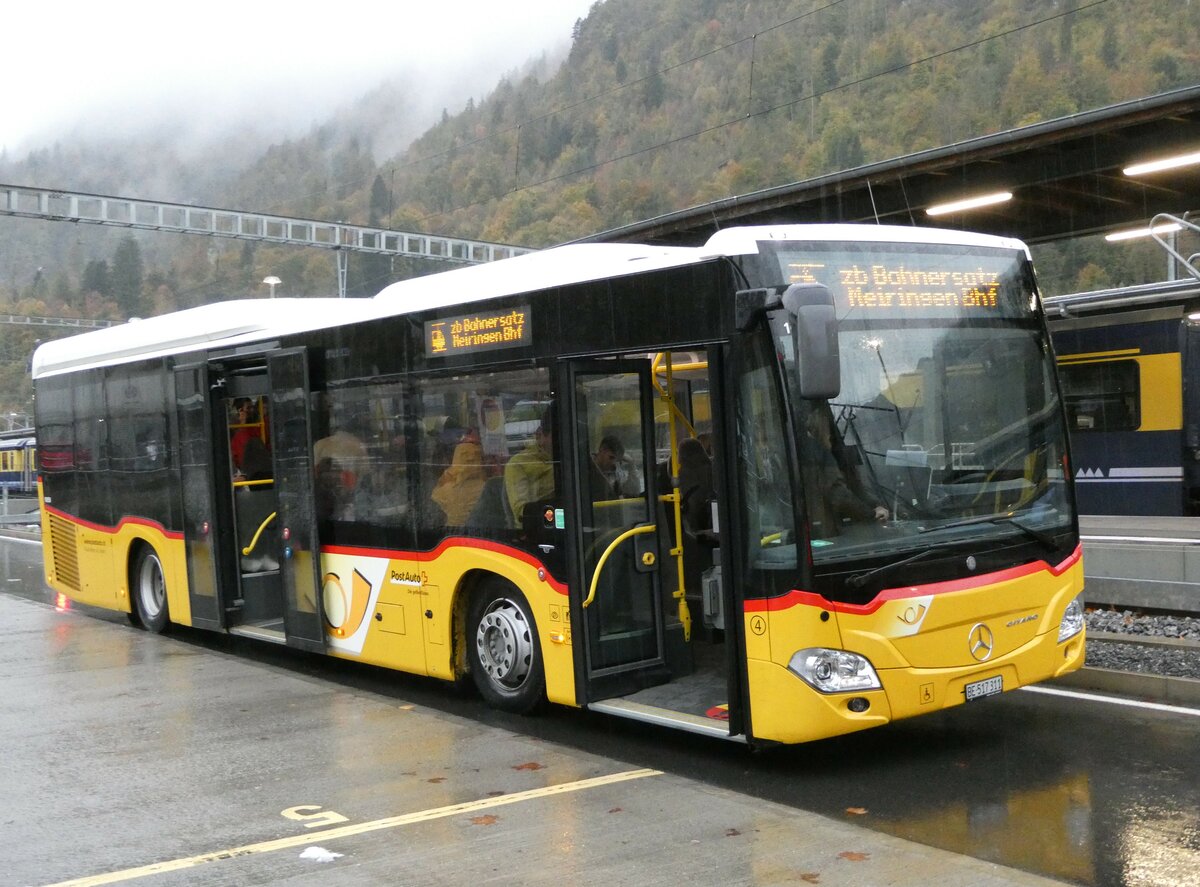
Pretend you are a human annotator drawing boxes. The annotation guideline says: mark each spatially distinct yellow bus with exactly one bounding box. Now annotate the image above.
[33,225,1085,747]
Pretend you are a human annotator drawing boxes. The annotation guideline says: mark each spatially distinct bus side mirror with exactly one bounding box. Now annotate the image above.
[782,282,840,399]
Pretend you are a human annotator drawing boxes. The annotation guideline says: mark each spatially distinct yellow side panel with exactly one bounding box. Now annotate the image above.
[419,543,576,706]
[76,531,119,610]
[40,492,192,626]
[1136,352,1181,431]
[320,541,577,707]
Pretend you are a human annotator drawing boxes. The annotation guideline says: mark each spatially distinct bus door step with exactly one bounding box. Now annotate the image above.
[587,698,743,742]
[228,623,287,645]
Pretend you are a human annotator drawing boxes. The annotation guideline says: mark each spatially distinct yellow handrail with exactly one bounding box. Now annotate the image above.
[649,352,697,441]
[233,478,274,489]
[241,511,278,556]
[584,525,656,608]
[649,352,693,640]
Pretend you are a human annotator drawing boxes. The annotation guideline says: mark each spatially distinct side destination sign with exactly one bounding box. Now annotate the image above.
[425,305,531,357]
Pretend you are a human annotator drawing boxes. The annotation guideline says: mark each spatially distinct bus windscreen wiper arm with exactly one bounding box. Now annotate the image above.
[847,546,951,589]
[919,511,1057,548]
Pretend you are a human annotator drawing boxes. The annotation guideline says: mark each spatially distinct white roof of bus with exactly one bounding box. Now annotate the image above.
[701,223,1030,256]
[31,242,705,379]
[30,297,377,379]
[370,241,699,310]
[31,225,1029,379]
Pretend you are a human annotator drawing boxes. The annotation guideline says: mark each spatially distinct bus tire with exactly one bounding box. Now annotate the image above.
[132,547,170,633]
[467,580,545,714]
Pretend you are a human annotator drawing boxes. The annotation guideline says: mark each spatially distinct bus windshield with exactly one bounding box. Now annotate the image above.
[770,240,1074,586]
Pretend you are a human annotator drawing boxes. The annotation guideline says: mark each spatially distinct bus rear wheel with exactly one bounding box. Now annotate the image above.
[132,548,170,633]
[467,581,545,714]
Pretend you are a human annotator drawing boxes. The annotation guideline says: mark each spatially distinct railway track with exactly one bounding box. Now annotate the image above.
[1062,610,1200,705]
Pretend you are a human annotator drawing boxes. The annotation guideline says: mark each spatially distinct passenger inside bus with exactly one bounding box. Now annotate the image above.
[229,398,267,477]
[504,406,556,526]
[678,437,715,537]
[432,427,487,525]
[314,419,368,521]
[589,434,630,500]
[676,436,718,605]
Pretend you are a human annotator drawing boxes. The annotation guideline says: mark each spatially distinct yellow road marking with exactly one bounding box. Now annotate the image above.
[45,768,662,887]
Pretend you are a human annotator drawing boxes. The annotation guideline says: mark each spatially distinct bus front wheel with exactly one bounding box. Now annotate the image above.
[467,580,545,714]
[132,548,170,633]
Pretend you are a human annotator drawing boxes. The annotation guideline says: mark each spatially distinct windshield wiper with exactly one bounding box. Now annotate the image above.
[847,546,953,590]
[919,511,1058,549]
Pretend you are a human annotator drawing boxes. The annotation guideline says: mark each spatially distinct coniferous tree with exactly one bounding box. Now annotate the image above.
[80,259,111,300]
[110,236,145,317]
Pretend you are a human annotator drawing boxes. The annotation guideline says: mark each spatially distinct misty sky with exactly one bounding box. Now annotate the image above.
[1,0,597,154]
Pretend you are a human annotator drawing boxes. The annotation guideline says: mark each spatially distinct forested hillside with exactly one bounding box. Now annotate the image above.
[0,0,1197,415]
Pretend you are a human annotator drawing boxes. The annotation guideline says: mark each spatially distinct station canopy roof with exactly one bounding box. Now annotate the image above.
[586,85,1200,248]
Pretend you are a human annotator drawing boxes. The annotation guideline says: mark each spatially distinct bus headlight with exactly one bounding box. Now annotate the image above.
[1058,595,1085,642]
[787,648,882,694]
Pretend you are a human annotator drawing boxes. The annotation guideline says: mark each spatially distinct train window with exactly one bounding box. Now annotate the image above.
[1059,360,1140,432]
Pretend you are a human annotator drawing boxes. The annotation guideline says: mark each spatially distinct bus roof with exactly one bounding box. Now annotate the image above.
[30,298,377,379]
[700,223,1030,256]
[30,242,706,379]
[31,225,1029,379]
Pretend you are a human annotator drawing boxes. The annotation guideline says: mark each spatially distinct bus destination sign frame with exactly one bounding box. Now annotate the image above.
[425,304,532,358]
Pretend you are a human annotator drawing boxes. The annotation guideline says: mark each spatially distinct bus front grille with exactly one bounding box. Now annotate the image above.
[48,514,80,592]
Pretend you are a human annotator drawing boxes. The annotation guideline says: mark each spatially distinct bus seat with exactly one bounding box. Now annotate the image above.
[465,476,511,530]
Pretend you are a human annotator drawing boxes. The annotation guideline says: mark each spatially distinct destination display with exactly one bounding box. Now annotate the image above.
[425,305,531,357]
[776,245,1031,319]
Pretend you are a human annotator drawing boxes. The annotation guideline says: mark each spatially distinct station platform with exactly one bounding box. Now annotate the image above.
[1079,515,1200,610]
[2,594,1068,887]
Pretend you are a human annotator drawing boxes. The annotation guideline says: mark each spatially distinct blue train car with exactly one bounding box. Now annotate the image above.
[1045,279,1200,516]
[0,435,37,494]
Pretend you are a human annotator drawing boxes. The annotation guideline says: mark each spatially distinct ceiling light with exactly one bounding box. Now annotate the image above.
[1123,150,1200,176]
[925,191,1013,217]
[1104,222,1182,242]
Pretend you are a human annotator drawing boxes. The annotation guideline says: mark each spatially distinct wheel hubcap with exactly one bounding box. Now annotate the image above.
[475,598,532,689]
[140,557,164,618]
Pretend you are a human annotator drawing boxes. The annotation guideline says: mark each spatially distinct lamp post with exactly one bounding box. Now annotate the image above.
[262,275,281,298]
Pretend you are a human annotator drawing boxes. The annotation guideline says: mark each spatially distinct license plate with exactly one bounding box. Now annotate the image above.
[964,674,1003,701]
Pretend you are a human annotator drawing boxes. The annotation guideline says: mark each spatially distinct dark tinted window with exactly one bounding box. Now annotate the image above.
[1060,360,1140,432]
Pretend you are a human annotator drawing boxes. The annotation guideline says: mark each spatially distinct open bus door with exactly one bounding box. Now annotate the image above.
[564,360,672,700]
[174,362,224,630]
[267,348,326,653]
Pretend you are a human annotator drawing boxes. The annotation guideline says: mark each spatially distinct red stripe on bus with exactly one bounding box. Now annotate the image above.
[320,536,569,595]
[42,505,184,541]
[744,543,1082,615]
